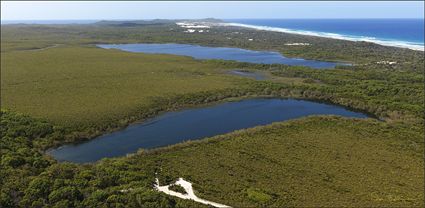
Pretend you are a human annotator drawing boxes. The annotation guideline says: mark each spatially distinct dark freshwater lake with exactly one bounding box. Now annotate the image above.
[49,98,369,163]
[97,43,346,69]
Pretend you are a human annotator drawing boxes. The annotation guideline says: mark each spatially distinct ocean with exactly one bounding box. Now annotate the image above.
[224,19,424,51]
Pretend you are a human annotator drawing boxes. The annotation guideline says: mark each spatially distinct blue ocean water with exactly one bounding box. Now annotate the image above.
[225,19,424,50]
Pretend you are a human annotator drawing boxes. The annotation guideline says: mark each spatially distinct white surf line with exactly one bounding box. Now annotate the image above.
[218,22,424,51]
[154,177,231,208]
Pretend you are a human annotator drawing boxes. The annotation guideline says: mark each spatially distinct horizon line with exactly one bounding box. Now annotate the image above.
[2,17,425,21]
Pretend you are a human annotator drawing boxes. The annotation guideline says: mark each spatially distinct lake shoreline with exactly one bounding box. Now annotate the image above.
[44,85,381,160]
[97,43,348,69]
[48,97,372,163]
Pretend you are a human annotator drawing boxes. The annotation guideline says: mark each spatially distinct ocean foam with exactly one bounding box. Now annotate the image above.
[219,22,424,51]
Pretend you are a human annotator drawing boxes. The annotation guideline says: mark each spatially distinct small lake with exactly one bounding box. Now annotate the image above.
[97,43,346,69]
[49,98,369,163]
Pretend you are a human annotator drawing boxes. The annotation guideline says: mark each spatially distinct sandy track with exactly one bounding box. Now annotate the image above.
[155,177,231,208]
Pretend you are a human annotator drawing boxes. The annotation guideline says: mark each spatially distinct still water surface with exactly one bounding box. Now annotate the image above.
[98,43,346,69]
[49,98,369,163]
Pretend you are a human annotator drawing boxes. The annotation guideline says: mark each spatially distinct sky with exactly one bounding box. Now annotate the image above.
[1,1,424,20]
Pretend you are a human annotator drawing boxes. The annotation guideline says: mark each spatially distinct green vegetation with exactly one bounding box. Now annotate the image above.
[151,116,423,207]
[1,20,424,207]
[246,188,272,203]
[1,45,239,126]
[272,67,424,122]
[168,184,187,195]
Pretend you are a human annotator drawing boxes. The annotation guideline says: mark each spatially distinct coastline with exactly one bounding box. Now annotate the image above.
[219,22,424,51]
